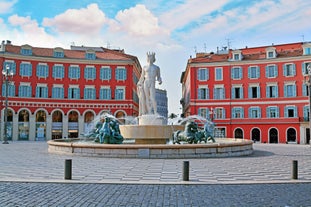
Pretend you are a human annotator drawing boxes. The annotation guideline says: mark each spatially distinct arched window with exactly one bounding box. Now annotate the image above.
[287,128,296,143]
[269,128,278,143]
[234,128,243,139]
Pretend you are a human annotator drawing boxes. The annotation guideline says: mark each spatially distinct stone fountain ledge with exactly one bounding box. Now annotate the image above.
[47,138,253,159]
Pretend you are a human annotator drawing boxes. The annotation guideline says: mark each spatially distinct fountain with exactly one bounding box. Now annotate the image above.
[48,52,253,158]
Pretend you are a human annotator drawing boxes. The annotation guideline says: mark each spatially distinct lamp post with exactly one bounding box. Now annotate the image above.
[2,64,13,144]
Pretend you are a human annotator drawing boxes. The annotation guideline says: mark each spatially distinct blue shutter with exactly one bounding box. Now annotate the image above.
[231,87,235,99]
[303,84,307,96]
[302,63,306,75]
[222,108,226,119]
[258,107,261,118]
[284,85,287,97]
[294,107,297,117]
[232,108,235,118]
[256,66,260,78]
[274,65,278,77]
[293,85,296,97]
[240,87,243,98]
[293,64,296,76]
[265,66,268,77]
[257,86,260,98]
[239,68,242,79]
[276,107,279,118]
[283,64,286,76]
[248,67,251,78]
[285,106,288,117]
[267,107,271,118]
[231,68,234,79]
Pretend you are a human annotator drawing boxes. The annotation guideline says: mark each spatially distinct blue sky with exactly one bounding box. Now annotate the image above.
[1,0,311,114]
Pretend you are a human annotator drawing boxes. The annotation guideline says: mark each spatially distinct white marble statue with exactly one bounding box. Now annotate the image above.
[138,52,162,115]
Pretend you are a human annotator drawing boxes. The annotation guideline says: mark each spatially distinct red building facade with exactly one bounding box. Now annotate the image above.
[181,42,311,144]
[0,41,141,141]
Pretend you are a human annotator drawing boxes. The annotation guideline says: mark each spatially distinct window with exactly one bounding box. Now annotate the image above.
[2,83,15,97]
[284,83,296,97]
[115,67,127,81]
[197,68,209,81]
[248,107,261,118]
[68,66,80,79]
[265,65,278,78]
[3,61,16,75]
[232,85,243,99]
[283,63,296,77]
[100,67,112,80]
[303,43,311,55]
[84,66,96,80]
[36,85,48,98]
[198,86,209,99]
[231,67,242,79]
[53,50,64,58]
[198,108,209,119]
[303,105,309,121]
[20,63,32,77]
[302,62,311,75]
[248,66,260,79]
[232,107,244,118]
[215,108,225,119]
[85,52,96,60]
[232,50,242,61]
[100,87,111,100]
[115,87,125,100]
[267,106,279,118]
[266,47,276,58]
[215,67,223,81]
[52,86,64,99]
[36,64,48,78]
[68,87,80,99]
[52,65,64,79]
[234,54,240,60]
[84,87,96,99]
[19,84,32,97]
[214,86,225,99]
[266,85,278,98]
[303,83,309,96]
[248,85,260,98]
[285,106,297,118]
[21,48,32,56]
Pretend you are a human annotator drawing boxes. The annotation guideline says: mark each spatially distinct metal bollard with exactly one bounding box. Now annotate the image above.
[64,159,72,180]
[183,161,189,181]
[292,160,298,180]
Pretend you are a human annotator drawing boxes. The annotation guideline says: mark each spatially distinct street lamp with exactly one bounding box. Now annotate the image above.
[2,64,13,144]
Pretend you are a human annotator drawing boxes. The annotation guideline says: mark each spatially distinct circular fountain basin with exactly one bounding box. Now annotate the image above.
[119,125,184,144]
[47,138,253,159]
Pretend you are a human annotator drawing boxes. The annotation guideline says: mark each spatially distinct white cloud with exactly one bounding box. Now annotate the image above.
[159,0,227,31]
[0,0,17,14]
[43,3,107,34]
[110,4,169,37]
[6,15,62,47]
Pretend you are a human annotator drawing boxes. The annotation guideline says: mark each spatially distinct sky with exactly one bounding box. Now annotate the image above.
[1,0,311,115]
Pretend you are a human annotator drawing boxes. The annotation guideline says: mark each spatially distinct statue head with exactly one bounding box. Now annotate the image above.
[147,52,156,63]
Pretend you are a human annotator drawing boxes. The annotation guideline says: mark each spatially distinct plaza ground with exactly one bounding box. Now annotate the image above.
[0,141,311,206]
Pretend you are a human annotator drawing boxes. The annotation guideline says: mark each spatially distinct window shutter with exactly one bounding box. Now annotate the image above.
[293,64,296,76]
[256,66,260,78]
[265,66,268,77]
[240,87,243,98]
[283,64,286,76]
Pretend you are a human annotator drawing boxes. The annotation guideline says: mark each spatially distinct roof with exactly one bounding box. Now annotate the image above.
[189,42,305,63]
[3,43,134,61]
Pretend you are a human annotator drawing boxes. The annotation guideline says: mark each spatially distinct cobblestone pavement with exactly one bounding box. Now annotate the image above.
[0,182,310,207]
[0,142,311,206]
